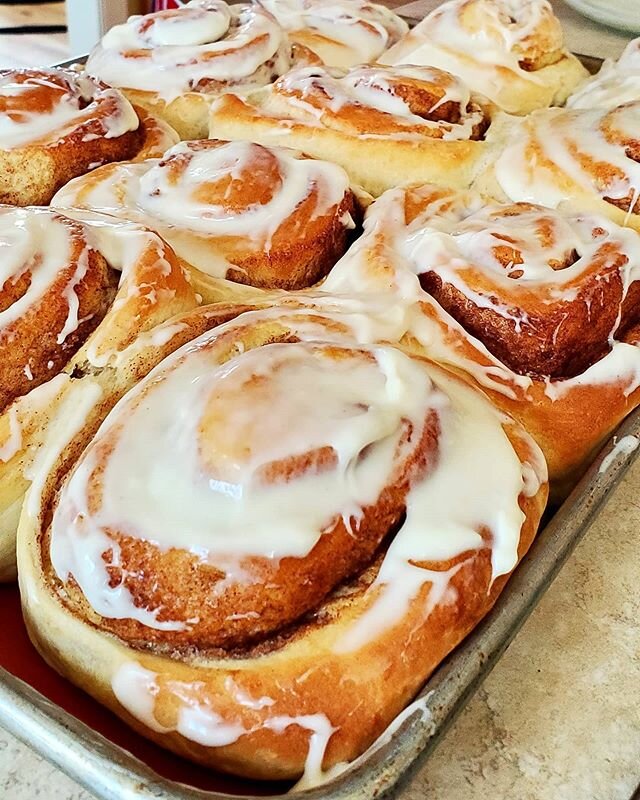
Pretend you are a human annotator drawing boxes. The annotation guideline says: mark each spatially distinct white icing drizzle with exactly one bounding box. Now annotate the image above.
[57,243,91,345]
[567,38,640,111]
[52,140,352,278]
[0,208,91,347]
[111,660,336,784]
[598,434,640,474]
[0,70,138,150]
[325,185,640,402]
[270,64,485,142]
[380,0,569,111]
[111,660,433,790]
[334,361,531,653]
[292,693,433,791]
[50,303,541,643]
[259,0,408,66]
[85,1,290,103]
[397,196,640,337]
[112,662,168,734]
[490,102,640,215]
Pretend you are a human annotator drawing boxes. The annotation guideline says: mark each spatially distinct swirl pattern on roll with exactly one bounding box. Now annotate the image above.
[0,68,178,205]
[379,0,588,114]
[324,184,640,484]
[476,101,640,227]
[52,139,358,289]
[259,0,408,67]
[567,37,640,110]
[85,1,291,102]
[0,69,138,150]
[266,64,489,140]
[36,304,545,781]
[0,208,118,415]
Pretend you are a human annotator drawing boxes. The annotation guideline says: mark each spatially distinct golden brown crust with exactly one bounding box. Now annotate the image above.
[52,138,362,292]
[0,69,178,206]
[122,89,213,142]
[336,183,640,490]
[378,0,588,115]
[0,212,201,581]
[473,104,640,231]
[208,68,493,197]
[0,246,118,415]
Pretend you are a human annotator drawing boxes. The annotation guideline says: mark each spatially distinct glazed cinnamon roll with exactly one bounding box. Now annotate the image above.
[85,0,306,140]
[567,37,640,110]
[19,303,547,781]
[209,64,493,196]
[379,0,588,115]
[259,0,408,67]
[0,209,198,580]
[53,139,360,297]
[324,184,640,489]
[474,101,640,231]
[0,69,178,206]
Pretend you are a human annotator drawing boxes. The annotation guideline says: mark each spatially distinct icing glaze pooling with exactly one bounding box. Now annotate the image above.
[335,361,534,652]
[0,70,138,150]
[50,306,542,642]
[52,140,353,278]
[260,0,408,65]
[85,1,290,101]
[598,434,640,474]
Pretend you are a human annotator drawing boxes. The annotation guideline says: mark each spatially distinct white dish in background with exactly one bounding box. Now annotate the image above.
[564,0,640,34]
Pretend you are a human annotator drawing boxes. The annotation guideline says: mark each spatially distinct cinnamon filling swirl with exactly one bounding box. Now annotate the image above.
[270,65,490,140]
[52,139,359,290]
[0,69,140,151]
[45,310,541,661]
[85,1,291,101]
[259,0,408,67]
[0,209,118,415]
[401,189,640,379]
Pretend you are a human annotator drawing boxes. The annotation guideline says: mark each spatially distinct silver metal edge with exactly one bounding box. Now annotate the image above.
[0,46,628,800]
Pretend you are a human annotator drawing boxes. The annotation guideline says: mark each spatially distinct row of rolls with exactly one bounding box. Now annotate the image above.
[2,0,640,787]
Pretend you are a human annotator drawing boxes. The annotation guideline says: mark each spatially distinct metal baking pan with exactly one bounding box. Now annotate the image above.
[0,45,632,800]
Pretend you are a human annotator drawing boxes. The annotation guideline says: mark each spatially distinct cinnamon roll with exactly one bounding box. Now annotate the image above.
[0,69,178,206]
[52,139,360,297]
[19,304,547,781]
[85,0,307,140]
[379,0,588,115]
[209,64,493,196]
[324,184,640,489]
[567,37,640,110]
[474,101,640,231]
[259,0,408,67]
[0,209,198,580]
